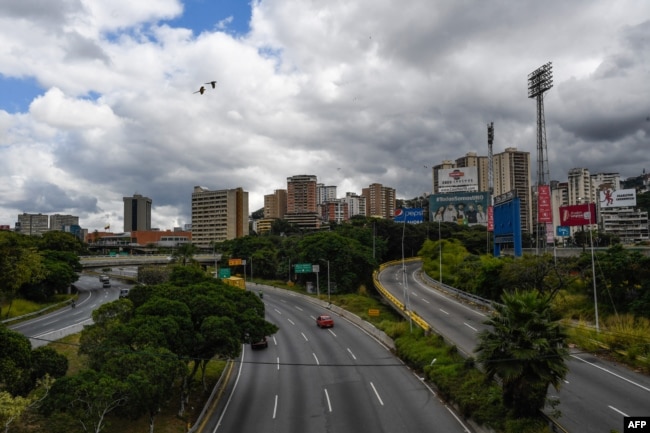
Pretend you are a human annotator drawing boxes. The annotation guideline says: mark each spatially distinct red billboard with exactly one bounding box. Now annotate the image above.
[559,203,597,226]
[537,185,552,223]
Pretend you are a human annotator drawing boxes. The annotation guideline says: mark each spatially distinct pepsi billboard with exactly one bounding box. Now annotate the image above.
[394,208,424,224]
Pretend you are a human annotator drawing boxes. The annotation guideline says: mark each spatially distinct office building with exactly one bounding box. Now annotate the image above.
[49,214,79,230]
[123,194,152,232]
[362,183,396,219]
[16,213,49,236]
[191,186,249,247]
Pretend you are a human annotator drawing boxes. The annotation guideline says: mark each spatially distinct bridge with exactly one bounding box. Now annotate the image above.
[79,254,219,269]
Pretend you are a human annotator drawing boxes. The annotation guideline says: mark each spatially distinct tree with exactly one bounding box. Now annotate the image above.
[476,290,569,417]
[41,370,129,433]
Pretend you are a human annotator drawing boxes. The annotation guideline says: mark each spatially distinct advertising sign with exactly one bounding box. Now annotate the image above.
[430,192,490,226]
[228,258,242,266]
[599,188,637,208]
[559,203,597,226]
[394,207,424,224]
[487,206,494,231]
[437,167,479,192]
[537,185,552,223]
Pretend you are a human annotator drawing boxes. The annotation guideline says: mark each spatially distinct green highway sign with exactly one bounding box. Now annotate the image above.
[218,268,231,278]
[294,263,313,273]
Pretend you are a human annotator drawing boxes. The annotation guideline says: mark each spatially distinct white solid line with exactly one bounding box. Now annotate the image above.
[369,382,384,405]
[463,322,478,332]
[347,348,357,360]
[571,355,650,392]
[444,405,472,433]
[213,346,246,432]
[324,389,332,412]
[608,405,629,417]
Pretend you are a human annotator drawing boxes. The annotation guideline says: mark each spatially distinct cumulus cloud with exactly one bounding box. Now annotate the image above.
[0,0,649,231]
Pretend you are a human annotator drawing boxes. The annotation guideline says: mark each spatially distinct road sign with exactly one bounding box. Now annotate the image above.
[218,268,231,278]
[556,226,570,237]
[294,263,312,273]
[229,258,242,266]
[368,309,380,317]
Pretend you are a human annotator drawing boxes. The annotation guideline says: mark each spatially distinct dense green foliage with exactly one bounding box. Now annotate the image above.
[41,266,278,432]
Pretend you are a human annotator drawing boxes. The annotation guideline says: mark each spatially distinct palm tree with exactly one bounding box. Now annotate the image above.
[173,242,198,266]
[476,289,569,417]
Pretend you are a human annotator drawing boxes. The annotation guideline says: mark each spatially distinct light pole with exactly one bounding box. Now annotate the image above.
[401,212,413,332]
[580,197,599,332]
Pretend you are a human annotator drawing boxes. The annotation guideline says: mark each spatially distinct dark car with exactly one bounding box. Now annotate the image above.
[316,314,334,328]
[250,336,268,349]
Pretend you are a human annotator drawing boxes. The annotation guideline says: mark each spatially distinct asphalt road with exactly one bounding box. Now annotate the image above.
[379,261,650,433]
[205,287,474,433]
[9,273,125,347]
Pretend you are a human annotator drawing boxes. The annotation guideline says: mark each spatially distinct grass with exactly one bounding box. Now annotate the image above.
[1,296,72,321]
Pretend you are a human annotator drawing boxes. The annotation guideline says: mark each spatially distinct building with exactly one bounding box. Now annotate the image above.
[264,189,287,219]
[49,214,79,230]
[432,160,456,194]
[285,175,321,230]
[321,199,349,223]
[123,194,152,232]
[362,183,396,219]
[16,213,49,236]
[317,184,337,204]
[191,186,249,247]
[344,192,366,218]
[493,147,532,234]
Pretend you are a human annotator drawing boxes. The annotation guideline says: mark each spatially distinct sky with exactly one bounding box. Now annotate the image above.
[1,0,649,232]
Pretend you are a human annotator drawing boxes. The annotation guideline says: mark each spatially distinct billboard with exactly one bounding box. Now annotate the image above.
[559,203,597,226]
[394,207,424,224]
[430,192,490,226]
[437,167,479,193]
[599,188,637,208]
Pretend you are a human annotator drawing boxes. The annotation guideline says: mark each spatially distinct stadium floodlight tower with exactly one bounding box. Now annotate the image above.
[528,62,553,253]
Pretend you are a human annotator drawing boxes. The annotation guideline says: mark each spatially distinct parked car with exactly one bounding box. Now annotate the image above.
[316,314,334,328]
[250,336,268,349]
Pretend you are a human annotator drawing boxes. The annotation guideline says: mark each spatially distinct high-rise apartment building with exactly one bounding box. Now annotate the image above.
[317,184,337,204]
[191,186,249,247]
[123,194,152,232]
[285,175,321,230]
[432,160,455,194]
[362,183,396,219]
[344,192,366,218]
[16,213,49,236]
[493,147,532,234]
[264,189,287,219]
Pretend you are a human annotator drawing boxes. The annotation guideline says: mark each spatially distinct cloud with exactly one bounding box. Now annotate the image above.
[0,0,649,231]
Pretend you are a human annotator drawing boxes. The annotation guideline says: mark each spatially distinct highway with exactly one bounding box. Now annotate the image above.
[379,261,650,433]
[205,286,475,433]
[8,273,126,347]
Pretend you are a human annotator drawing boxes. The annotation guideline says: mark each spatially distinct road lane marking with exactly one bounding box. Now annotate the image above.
[287,318,295,325]
[301,332,308,341]
[313,353,320,365]
[369,382,384,405]
[609,405,628,417]
[277,357,280,370]
[463,322,478,332]
[328,329,337,337]
[273,395,278,419]
[294,306,303,311]
[347,348,357,360]
[570,354,650,392]
[421,298,430,304]
[274,308,282,315]
[439,308,449,315]
[324,389,332,412]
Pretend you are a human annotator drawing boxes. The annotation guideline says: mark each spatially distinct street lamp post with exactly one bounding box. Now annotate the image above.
[580,197,599,332]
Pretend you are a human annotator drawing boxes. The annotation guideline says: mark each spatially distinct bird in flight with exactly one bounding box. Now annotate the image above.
[205,81,217,88]
[194,86,206,95]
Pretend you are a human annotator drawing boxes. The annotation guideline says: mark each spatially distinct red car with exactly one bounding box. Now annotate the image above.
[316,314,334,328]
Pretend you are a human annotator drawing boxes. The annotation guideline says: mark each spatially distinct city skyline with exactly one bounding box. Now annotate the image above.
[1,1,648,232]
